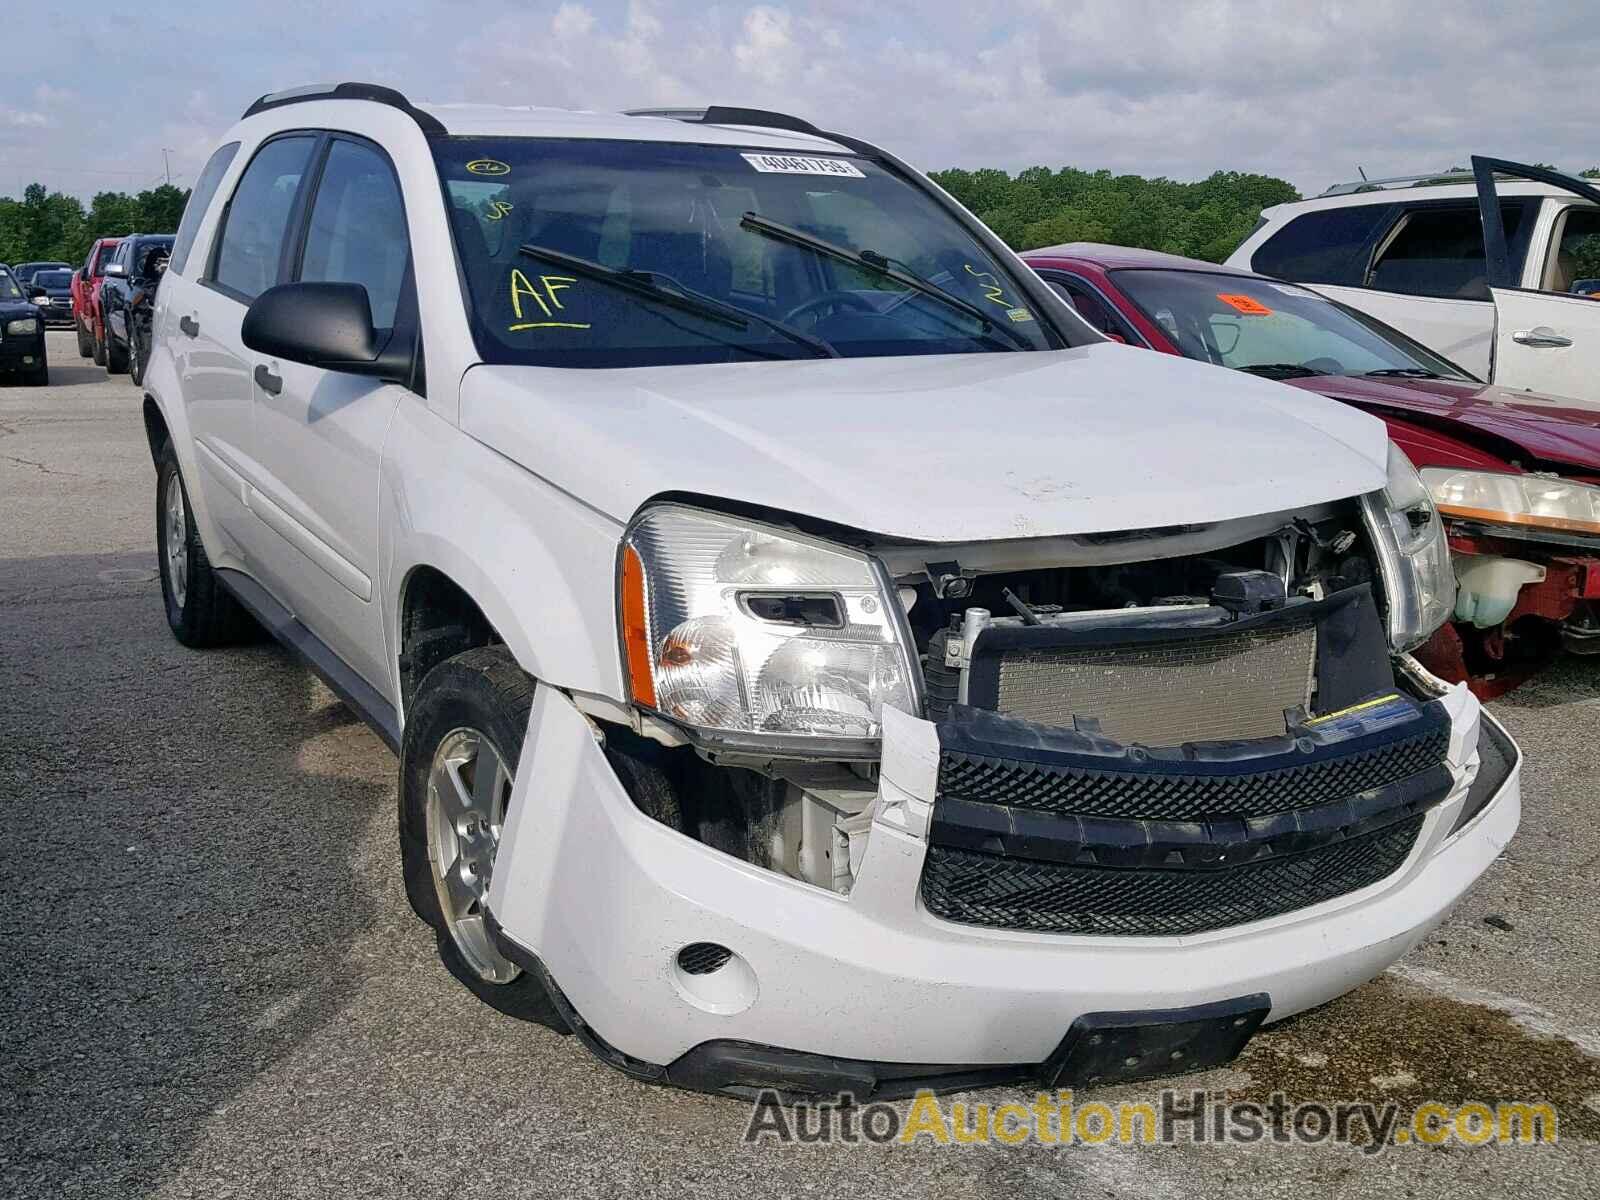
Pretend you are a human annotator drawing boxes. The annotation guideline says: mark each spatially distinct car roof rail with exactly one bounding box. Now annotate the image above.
[1320,164,1594,196]
[241,82,446,135]
[624,106,830,139]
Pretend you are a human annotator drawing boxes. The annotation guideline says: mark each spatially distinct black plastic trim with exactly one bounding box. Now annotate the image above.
[483,908,1269,1102]
[241,82,447,136]
[215,568,401,751]
[1450,711,1519,835]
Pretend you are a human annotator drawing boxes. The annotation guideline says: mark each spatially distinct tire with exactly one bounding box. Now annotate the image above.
[76,317,94,358]
[154,440,257,647]
[106,317,129,375]
[399,645,564,1026]
[25,345,47,387]
[128,321,148,386]
[91,324,106,367]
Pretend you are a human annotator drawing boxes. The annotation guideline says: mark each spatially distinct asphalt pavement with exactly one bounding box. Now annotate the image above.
[3,329,1598,1197]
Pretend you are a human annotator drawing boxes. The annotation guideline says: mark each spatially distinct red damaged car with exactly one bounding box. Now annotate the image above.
[1023,243,1600,695]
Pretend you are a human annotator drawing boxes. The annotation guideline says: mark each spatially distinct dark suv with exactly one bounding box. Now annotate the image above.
[99,234,173,381]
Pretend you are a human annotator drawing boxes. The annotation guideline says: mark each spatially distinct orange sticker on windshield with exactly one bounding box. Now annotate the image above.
[1217,293,1273,316]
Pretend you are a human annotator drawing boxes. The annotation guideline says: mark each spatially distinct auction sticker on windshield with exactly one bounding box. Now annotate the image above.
[741,152,865,178]
[1217,293,1273,316]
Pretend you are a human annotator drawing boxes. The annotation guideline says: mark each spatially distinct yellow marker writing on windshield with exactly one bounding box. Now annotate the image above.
[509,269,590,331]
[964,263,1012,307]
[485,199,514,221]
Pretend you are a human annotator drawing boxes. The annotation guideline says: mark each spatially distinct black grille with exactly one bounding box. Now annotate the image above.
[937,724,1449,822]
[920,814,1425,937]
[676,942,733,976]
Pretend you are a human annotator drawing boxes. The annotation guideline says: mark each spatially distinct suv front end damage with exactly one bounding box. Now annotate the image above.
[484,467,1520,1102]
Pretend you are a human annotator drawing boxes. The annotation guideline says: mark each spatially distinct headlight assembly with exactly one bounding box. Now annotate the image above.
[4,318,39,336]
[1421,467,1600,540]
[619,505,918,751]
[1361,442,1456,651]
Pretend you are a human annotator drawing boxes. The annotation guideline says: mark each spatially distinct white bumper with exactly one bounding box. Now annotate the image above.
[488,684,1519,1069]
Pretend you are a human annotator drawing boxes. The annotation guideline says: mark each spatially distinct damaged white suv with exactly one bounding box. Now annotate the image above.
[143,84,1521,1101]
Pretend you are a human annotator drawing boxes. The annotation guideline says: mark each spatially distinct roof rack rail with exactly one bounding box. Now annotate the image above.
[624,106,828,139]
[1320,170,1478,196]
[240,82,446,136]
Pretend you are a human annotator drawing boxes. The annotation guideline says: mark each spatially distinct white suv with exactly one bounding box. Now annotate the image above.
[1229,157,1600,401]
[144,83,1520,1101]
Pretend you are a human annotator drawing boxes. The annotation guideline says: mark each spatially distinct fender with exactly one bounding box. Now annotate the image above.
[378,397,627,720]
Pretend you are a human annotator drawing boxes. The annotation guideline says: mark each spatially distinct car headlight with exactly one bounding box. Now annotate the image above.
[1361,442,1455,651]
[36,296,52,305]
[1420,467,1600,539]
[619,505,918,749]
[5,318,39,336]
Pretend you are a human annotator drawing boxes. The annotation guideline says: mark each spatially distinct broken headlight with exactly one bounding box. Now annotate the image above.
[1361,442,1456,651]
[619,505,918,746]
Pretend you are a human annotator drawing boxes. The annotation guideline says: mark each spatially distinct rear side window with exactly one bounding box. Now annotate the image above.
[209,136,317,302]
[169,141,239,277]
[1251,204,1396,286]
[1366,202,1530,300]
[297,139,409,329]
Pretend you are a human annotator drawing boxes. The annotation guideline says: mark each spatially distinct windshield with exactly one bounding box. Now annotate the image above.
[433,137,1059,367]
[0,271,21,301]
[35,270,72,288]
[1113,268,1472,381]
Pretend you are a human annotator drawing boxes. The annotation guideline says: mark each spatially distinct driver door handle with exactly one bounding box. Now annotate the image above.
[178,315,200,338]
[1512,327,1573,348]
[253,364,283,396]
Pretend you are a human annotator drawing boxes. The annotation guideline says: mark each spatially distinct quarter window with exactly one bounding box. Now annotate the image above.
[297,139,409,329]
[210,136,316,301]
[169,141,239,277]
[1250,205,1396,286]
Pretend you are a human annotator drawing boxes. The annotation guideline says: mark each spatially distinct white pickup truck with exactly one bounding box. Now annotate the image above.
[1230,158,1600,402]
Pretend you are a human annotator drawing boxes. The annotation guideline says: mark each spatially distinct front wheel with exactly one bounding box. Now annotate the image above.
[25,345,47,387]
[106,315,129,375]
[128,321,148,385]
[399,646,562,1025]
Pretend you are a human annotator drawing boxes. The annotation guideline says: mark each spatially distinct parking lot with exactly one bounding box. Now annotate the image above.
[3,327,1599,1197]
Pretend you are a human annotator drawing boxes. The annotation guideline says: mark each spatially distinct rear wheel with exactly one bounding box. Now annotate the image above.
[399,646,562,1025]
[155,440,257,647]
[91,324,106,366]
[75,317,94,358]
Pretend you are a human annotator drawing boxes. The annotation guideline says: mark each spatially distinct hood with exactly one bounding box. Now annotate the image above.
[0,299,40,320]
[460,343,1389,543]
[1292,375,1600,475]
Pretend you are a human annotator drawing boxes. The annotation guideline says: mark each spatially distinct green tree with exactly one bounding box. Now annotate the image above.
[0,181,190,267]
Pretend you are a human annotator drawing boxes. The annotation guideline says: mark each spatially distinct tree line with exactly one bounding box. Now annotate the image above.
[5,162,1597,273]
[929,164,1600,263]
[0,183,190,269]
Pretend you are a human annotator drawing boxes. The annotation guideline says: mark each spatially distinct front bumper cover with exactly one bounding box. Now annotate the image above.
[486,680,1519,1101]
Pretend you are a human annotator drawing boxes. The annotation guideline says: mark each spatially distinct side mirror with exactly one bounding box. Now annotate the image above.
[28,286,46,300]
[242,281,410,384]
[103,261,127,277]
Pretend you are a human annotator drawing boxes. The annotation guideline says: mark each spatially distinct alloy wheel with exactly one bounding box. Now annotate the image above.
[162,471,188,609]
[425,728,520,983]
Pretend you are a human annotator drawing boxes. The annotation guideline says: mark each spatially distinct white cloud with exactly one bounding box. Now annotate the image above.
[3,0,1599,201]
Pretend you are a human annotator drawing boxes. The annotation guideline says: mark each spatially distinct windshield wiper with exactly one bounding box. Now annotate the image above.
[1236,363,1333,379]
[515,244,838,359]
[737,213,1032,350]
[1364,367,1444,379]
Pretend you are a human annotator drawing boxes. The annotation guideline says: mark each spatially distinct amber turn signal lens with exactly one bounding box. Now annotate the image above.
[620,545,656,708]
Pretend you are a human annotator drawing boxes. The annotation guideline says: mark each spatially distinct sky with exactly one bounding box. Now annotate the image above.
[4,1,1597,202]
